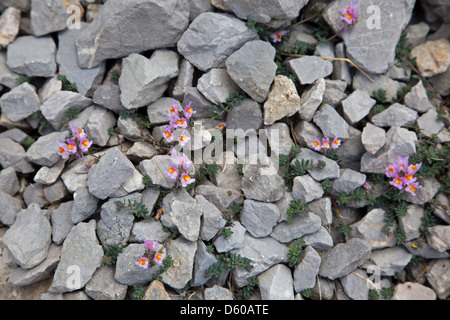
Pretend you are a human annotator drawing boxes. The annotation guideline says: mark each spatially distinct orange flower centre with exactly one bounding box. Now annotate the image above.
[314,141,320,146]
[177,119,185,125]
[323,142,329,147]
[405,174,413,181]
[333,140,340,145]
[408,185,416,192]
[155,253,163,261]
[217,124,224,130]
[170,106,176,113]
[388,168,394,173]
[180,135,186,141]
[138,258,147,266]
[345,13,352,20]
[82,139,90,147]
[168,168,176,174]
[164,131,172,138]
[67,144,75,150]
[183,175,191,182]
[394,178,402,185]
[186,107,192,114]
[276,33,282,39]
[59,147,65,154]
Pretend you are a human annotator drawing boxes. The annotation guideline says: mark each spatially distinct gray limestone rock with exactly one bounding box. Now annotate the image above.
[2,204,52,269]
[0,7,20,48]
[292,175,324,203]
[313,104,349,139]
[214,220,247,253]
[291,148,341,181]
[258,264,294,300]
[398,204,424,242]
[130,219,171,244]
[323,0,415,74]
[177,12,258,72]
[191,240,217,287]
[391,282,437,300]
[0,189,23,226]
[25,130,69,167]
[0,138,34,174]
[147,98,181,125]
[119,51,179,109]
[371,103,418,128]
[85,106,117,147]
[197,68,240,105]
[366,246,412,276]
[298,78,326,122]
[51,201,75,245]
[302,226,334,252]
[87,147,135,200]
[352,72,406,102]
[0,82,40,122]
[426,226,450,253]
[34,158,67,185]
[426,259,450,299]
[241,199,280,238]
[76,0,189,68]
[286,56,333,85]
[361,123,387,155]
[92,84,124,114]
[404,80,433,113]
[139,155,176,190]
[85,265,128,300]
[172,59,195,101]
[196,195,226,241]
[225,40,277,103]
[6,35,57,77]
[30,0,78,36]
[0,167,20,196]
[204,285,233,300]
[71,187,99,224]
[293,246,321,293]
[417,109,445,137]
[341,90,376,125]
[340,268,369,300]
[319,238,372,280]
[271,212,322,243]
[331,169,366,195]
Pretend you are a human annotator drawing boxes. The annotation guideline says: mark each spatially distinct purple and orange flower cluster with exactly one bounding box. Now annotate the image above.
[165,148,195,188]
[312,137,341,153]
[385,156,423,196]
[57,125,93,159]
[163,101,196,147]
[135,239,167,269]
[340,1,359,25]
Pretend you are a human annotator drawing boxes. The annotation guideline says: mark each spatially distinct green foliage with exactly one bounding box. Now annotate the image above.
[287,238,305,267]
[320,179,332,195]
[235,277,258,300]
[32,110,49,128]
[395,32,412,69]
[58,74,78,92]
[22,136,36,149]
[107,127,120,136]
[153,255,174,281]
[235,161,243,176]
[221,227,233,239]
[285,199,308,223]
[245,18,272,42]
[368,289,379,300]
[197,162,219,184]
[333,219,351,235]
[64,107,81,121]
[301,288,315,299]
[222,201,243,223]
[115,199,149,219]
[419,207,438,237]
[373,104,385,114]
[207,252,253,278]
[392,85,412,104]
[380,286,395,300]
[16,75,30,84]
[110,68,120,82]
[335,188,375,206]
[102,244,123,266]
[119,108,151,130]
[132,286,146,300]
[210,91,246,120]
[372,89,387,104]
[283,159,325,182]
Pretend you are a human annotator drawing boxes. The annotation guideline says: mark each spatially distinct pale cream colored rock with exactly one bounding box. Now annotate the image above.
[0,7,20,48]
[263,75,300,125]
[410,39,450,77]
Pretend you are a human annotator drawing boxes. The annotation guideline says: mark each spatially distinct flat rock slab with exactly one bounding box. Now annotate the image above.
[286,56,333,85]
[49,220,103,293]
[177,12,258,72]
[0,82,40,122]
[323,0,415,74]
[76,0,189,68]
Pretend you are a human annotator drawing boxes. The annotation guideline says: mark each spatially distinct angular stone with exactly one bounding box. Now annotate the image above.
[139,155,176,190]
[371,103,418,127]
[241,200,280,238]
[352,72,406,103]
[196,195,226,241]
[177,12,258,72]
[0,7,20,48]
[2,204,52,269]
[22,183,49,208]
[426,259,450,299]
[350,208,397,249]
[119,51,179,109]
[340,268,369,300]
[293,246,321,293]
[410,39,450,77]
[225,98,263,134]
[126,141,159,163]
[405,22,430,48]
[258,264,294,300]
[391,282,437,300]
[194,184,239,212]
[51,201,75,245]
[426,226,450,253]
[25,130,69,167]
[291,148,341,181]
[323,79,347,107]
[114,243,161,286]
[366,246,412,276]
[319,238,372,280]
[404,81,433,113]
[417,109,445,137]
[402,177,440,205]
[204,285,233,300]
[313,104,350,139]
[302,226,334,252]
[162,199,202,242]
[147,97,181,125]
[308,197,333,226]
[96,193,139,247]
[197,68,240,105]
[231,233,289,288]
[143,280,171,300]
[161,237,198,290]
[225,40,277,103]
[34,158,67,185]
[40,91,92,130]
[87,147,135,200]
[191,240,217,287]
[332,42,352,84]
[85,106,117,147]
[271,212,322,243]
[264,122,294,157]
[0,167,20,196]
[0,189,23,227]
[398,204,424,242]
[76,0,189,68]
[263,75,300,125]
[0,82,40,122]
[360,127,417,173]
[361,123,387,154]
[7,244,61,287]
[160,189,197,228]
[213,220,246,253]
[286,56,333,85]
[56,25,105,97]
[285,24,319,50]
[92,84,124,114]
[130,220,171,244]
[341,90,376,125]
[6,35,56,77]
[292,175,324,203]
[298,78,326,122]
[323,0,415,74]
[85,265,127,300]
[30,0,82,36]
[71,187,99,224]
[241,155,285,203]
[331,169,366,195]
[60,154,95,193]
[294,120,323,151]
[172,59,195,101]
[227,0,308,24]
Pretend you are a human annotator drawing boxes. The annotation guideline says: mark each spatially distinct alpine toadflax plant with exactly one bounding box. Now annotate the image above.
[270,30,289,43]
[136,239,167,269]
[312,137,341,153]
[57,125,93,159]
[385,156,423,196]
[165,148,195,188]
[339,2,359,34]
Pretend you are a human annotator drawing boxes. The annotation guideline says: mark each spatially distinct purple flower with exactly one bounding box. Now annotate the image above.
[153,250,166,266]
[312,137,322,151]
[174,117,188,129]
[144,239,159,253]
[331,137,341,149]
[321,137,330,149]
[177,131,190,147]
[135,255,149,269]
[389,174,404,190]
[362,181,372,190]
[183,101,196,120]
[65,139,78,155]
[180,171,195,188]
[163,125,174,143]
[340,2,359,25]
[56,141,70,159]
[270,30,289,43]
[408,162,422,175]
[404,181,423,196]
[165,165,179,180]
